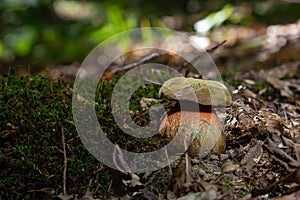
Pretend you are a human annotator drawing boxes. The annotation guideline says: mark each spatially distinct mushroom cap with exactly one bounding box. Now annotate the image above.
[159,77,232,106]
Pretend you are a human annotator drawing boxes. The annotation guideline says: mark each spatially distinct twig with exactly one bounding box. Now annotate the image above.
[264,138,299,169]
[206,40,226,53]
[111,52,161,74]
[143,78,161,85]
[61,127,68,195]
[5,66,11,86]
[252,168,300,197]
[184,137,190,180]
[164,145,172,175]
[113,144,131,173]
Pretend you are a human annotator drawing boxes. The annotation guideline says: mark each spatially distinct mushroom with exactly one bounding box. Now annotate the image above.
[158,77,232,158]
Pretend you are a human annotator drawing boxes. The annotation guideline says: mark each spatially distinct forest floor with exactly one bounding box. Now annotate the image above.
[1,21,300,199]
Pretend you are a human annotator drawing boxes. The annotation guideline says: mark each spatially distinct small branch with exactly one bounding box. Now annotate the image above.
[164,145,172,175]
[143,78,161,85]
[111,52,161,74]
[184,137,190,180]
[5,66,11,86]
[113,144,131,173]
[252,168,300,197]
[61,127,67,195]
[206,40,226,53]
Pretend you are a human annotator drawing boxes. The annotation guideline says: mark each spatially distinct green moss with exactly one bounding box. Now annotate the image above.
[0,75,111,199]
[0,74,172,199]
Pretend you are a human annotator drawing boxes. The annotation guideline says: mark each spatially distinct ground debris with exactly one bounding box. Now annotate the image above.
[224,85,300,198]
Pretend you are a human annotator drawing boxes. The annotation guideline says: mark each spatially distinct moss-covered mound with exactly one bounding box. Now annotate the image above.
[0,76,113,199]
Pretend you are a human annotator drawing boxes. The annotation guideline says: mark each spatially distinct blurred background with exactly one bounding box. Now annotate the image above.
[0,0,299,75]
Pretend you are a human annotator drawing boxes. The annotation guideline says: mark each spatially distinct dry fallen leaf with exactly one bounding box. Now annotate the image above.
[221,160,241,174]
[241,140,263,171]
[266,61,300,97]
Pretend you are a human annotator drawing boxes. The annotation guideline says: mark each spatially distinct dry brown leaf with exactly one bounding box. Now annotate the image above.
[221,160,241,174]
[266,61,300,97]
[241,140,263,171]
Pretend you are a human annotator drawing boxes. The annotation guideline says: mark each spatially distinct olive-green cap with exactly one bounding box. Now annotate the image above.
[159,77,232,106]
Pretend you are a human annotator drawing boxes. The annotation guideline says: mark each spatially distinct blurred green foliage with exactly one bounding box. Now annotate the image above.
[0,0,299,71]
[0,0,187,69]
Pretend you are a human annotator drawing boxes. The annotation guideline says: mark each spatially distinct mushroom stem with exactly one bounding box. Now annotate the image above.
[159,100,226,158]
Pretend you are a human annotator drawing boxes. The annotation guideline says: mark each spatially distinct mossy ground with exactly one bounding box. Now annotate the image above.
[0,74,171,199]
